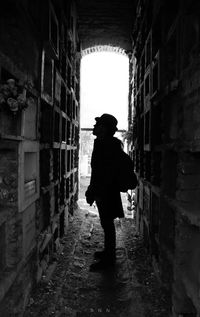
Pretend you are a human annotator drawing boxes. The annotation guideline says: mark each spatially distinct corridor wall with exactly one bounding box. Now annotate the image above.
[0,0,80,314]
[129,0,200,315]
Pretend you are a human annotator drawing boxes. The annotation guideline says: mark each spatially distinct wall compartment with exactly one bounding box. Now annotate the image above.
[41,50,54,105]
[22,94,38,140]
[43,1,59,60]
[19,141,39,211]
[54,71,61,107]
[40,149,51,187]
[40,100,53,143]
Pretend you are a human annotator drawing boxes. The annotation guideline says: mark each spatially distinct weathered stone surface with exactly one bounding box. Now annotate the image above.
[76,0,136,51]
[23,201,170,317]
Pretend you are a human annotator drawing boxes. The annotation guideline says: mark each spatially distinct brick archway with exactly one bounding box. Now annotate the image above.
[81,45,127,57]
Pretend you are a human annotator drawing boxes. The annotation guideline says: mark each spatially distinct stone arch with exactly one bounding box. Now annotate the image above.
[81,45,128,57]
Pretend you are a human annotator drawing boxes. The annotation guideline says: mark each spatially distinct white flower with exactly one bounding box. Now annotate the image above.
[2,84,11,97]
[7,97,18,112]
[17,94,26,105]
[7,79,16,88]
[0,79,31,113]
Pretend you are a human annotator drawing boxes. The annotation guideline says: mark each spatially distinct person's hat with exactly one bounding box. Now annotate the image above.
[95,113,118,131]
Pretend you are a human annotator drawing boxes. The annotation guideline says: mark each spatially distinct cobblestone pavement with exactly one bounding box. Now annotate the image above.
[24,178,170,317]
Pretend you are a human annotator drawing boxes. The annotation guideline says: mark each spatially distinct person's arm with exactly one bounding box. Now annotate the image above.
[85,186,95,206]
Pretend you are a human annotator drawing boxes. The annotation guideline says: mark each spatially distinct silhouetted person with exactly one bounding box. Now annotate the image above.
[85,113,124,271]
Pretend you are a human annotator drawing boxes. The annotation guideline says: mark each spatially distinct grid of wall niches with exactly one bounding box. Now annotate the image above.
[134,29,161,152]
[40,126,79,210]
[40,0,80,243]
[134,6,180,152]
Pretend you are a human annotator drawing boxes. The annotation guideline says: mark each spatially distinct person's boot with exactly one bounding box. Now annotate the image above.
[94,248,116,259]
[94,250,106,260]
[90,251,116,271]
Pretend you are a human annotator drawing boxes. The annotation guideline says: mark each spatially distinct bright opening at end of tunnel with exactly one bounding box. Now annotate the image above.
[80,51,129,131]
[79,50,130,186]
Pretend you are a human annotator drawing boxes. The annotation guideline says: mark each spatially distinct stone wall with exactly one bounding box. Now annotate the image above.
[130,0,200,315]
[0,0,80,314]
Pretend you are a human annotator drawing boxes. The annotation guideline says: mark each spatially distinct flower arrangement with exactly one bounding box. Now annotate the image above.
[0,79,30,114]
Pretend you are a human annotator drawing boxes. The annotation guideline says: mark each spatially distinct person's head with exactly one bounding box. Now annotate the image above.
[93,113,118,138]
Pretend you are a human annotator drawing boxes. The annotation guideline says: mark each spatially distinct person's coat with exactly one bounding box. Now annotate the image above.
[87,136,124,220]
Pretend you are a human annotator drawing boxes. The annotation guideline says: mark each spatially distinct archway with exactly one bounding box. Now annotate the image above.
[79,45,131,215]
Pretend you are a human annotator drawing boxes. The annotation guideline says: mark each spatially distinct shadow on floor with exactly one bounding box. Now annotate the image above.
[24,178,170,317]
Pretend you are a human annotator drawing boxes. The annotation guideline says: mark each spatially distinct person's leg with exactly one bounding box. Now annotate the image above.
[90,217,116,271]
[90,199,116,270]
[95,199,116,257]
[100,217,116,260]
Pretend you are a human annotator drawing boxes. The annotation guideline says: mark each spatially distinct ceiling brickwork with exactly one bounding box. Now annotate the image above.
[76,0,136,51]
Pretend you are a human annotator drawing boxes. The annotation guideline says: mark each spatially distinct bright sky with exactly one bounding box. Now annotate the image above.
[80,51,129,130]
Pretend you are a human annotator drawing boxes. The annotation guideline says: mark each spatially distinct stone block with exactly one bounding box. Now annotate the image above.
[6,217,22,268]
[0,144,18,207]
[173,215,200,314]
[0,108,22,136]
[22,203,36,258]
[23,95,38,139]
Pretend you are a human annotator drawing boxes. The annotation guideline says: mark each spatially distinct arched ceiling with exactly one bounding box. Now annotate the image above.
[76,0,136,52]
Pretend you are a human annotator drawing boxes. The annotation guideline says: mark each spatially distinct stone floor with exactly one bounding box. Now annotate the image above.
[24,178,170,317]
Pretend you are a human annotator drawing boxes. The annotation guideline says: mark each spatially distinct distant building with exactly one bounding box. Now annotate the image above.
[80,130,95,176]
